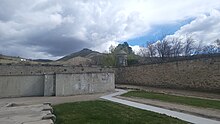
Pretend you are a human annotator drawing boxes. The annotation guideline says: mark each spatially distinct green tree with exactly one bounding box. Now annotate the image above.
[114,42,133,54]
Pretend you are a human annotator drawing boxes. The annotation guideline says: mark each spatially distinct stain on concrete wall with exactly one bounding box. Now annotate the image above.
[0,65,115,98]
[0,72,115,98]
[55,73,115,96]
[0,75,44,98]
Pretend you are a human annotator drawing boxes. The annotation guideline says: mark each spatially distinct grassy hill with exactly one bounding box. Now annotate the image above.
[58,48,101,61]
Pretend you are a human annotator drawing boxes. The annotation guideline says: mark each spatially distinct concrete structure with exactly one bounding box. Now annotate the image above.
[56,73,115,96]
[0,103,55,124]
[0,75,44,98]
[0,66,115,98]
[116,50,127,66]
[44,74,55,96]
[116,56,220,93]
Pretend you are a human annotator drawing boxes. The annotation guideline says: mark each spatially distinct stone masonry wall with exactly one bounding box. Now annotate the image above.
[0,65,113,76]
[116,56,220,93]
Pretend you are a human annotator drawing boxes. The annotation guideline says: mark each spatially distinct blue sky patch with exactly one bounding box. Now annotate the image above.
[125,18,194,46]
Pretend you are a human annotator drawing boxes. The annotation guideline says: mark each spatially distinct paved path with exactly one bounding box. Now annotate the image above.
[117,96,220,120]
[101,89,220,124]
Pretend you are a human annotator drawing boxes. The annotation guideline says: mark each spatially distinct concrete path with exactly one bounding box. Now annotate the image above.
[117,96,220,120]
[101,89,220,124]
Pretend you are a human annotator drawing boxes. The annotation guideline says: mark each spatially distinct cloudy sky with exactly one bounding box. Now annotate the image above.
[0,0,220,59]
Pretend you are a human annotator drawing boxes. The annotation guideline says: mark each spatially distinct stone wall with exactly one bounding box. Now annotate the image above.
[0,65,113,75]
[116,56,220,93]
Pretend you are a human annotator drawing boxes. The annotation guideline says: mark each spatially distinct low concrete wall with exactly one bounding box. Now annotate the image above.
[56,73,115,96]
[0,72,115,98]
[44,74,55,96]
[0,75,44,98]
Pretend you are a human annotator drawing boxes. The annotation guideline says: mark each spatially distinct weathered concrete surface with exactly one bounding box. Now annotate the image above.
[0,103,54,124]
[0,75,44,98]
[0,72,115,98]
[44,75,55,96]
[56,73,115,96]
[0,92,113,124]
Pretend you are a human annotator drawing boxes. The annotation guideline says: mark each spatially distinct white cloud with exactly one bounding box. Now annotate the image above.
[167,9,220,46]
[0,0,220,59]
[130,45,142,54]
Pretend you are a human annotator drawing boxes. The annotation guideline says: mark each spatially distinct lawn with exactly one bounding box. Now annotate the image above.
[53,100,187,124]
[122,90,220,109]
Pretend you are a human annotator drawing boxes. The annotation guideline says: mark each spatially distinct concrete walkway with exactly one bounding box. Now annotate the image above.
[101,89,220,124]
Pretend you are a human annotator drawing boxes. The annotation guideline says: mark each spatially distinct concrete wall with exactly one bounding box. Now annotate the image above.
[0,72,115,98]
[0,75,44,98]
[44,74,55,96]
[0,65,115,98]
[56,73,115,96]
[116,56,220,93]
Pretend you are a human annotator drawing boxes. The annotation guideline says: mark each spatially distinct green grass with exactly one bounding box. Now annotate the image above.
[122,90,220,109]
[53,100,187,124]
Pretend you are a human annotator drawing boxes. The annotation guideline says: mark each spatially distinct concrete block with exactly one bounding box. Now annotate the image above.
[0,75,44,98]
[56,73,115,96]
[44,74,55,96]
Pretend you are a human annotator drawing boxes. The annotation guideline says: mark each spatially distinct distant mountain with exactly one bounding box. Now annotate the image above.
[58,48,101,61]
[33,59,53,62]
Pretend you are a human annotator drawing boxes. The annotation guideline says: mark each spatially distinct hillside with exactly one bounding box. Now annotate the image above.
[0,54,28,64]
[57,48,102,61]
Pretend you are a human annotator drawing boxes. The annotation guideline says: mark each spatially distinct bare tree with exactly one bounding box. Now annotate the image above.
[138,47,148,57]
[156,39,171,58]
[192,40,205,55]
[215,39,220,53]
[183,36,195,56]
[146,42,156,57]
[202,45,218,54]
[109,45,116,53]
[170,37,183,57]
